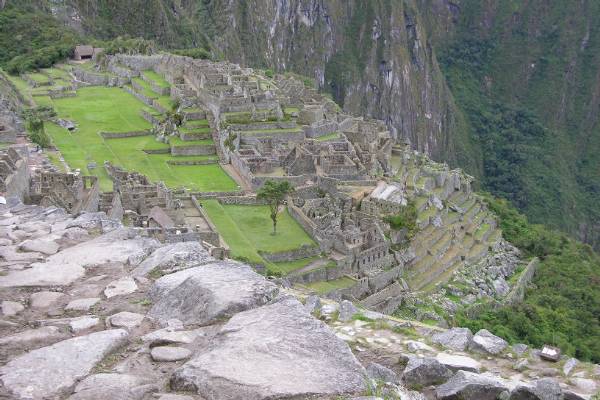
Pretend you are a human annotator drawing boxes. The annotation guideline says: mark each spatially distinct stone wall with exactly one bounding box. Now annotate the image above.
[504,257,539,305]
[170,144,216,156]
[260,244,320,263]
[0,147,29,201]
[303,121,339,138]
[287,261,349,285]
[216,196,268,205]
[100,131,151,139]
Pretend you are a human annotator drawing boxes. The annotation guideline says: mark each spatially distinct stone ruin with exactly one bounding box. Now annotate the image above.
[29,171,99,214]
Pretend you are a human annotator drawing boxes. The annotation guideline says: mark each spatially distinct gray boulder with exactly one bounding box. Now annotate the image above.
[436,371,508,400]
[435,353,481,373]
[68,373,156,400]
[0,326,65,346]
[304,295,321,314]
[366,362,398,384]
[431,327,473,351]
[132,241,214,277]
[0,329,129,399]
[19,238,59,255]
[563,358,578,376]
[402,356,453,388]
[151,346,192,362]
[148,262,278,326]
[339,300,359,321]
[509,378,563,400]
[469,329,508,355]
[67,212,121,232]
[170,297,366,399]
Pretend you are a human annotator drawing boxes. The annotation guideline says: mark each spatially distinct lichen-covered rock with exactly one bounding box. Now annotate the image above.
[132,241,214,277]
[366,362,398,384]
[431,327,473,351]
[436,371,508,400]
[469,329,508,355]
[509,378,563,400]
[402,356,453,388]
[148,262,278,326]
[0,329,129,399]
[338,300,359,321]
[67,373,156,400]
[170,297,366,399]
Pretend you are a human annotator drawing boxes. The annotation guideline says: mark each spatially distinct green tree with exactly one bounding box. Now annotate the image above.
[26,115,50,148]
[257,180,294,235]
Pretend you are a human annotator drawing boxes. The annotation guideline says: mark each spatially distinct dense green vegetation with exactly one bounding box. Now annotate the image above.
[455,195,600,362]
[0,3,79,74]
[383,201,418,239]
[438,1,600,249]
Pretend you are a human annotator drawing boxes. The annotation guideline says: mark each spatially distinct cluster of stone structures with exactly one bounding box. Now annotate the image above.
[0,52,519,318]
[58,52,518,314]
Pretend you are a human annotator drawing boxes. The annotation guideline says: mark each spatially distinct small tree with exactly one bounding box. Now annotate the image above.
[257,180,294,235]
[26,115,51,148]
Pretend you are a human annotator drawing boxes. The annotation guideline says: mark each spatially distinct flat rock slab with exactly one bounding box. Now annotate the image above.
[436,370,508,400]
[65,297,100,311]
[1,300,24,316]
[0,326,65,346]
[67,373,156,400]
[19,239,59,255]
[30,291,64,309]
[132,241,214,277]
[107,311,145,330]
[469,329,508,355]
[151,346,192,362]
[141,328,204,347]
[149,262,279,326]
[436,353,482,373]
[104,277,138,298]
[69,316,100,333]
[171,297,366,399]
[0,329,129,400]
[0,228,159,289]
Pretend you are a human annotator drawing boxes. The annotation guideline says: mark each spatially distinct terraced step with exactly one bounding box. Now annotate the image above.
[466,242,488,264]
[408,245,462,291]
[428,232,452,258]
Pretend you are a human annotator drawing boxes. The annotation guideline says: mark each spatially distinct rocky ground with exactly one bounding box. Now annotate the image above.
[0,202,598,400]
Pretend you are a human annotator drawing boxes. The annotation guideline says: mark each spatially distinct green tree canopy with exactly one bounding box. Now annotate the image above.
[257,180,294,235]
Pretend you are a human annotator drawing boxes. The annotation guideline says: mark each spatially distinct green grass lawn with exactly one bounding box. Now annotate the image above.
[269,256,321,275]
[315,132,341,141]
[27,72,49,84]
[305,276,357,295]
[40,86,238,192]
[202,201,316,265]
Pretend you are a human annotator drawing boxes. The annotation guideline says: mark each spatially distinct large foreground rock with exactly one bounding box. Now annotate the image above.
[436,371,508,400]
[0,329,129,399]
[171,297,366,399]
[132,241,214,276]
[149,262,278,326]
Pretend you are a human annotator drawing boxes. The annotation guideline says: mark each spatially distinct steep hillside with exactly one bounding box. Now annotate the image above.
[432,0,600,249]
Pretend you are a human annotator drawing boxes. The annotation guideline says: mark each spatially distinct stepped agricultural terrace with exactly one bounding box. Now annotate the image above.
[0,51,522,320]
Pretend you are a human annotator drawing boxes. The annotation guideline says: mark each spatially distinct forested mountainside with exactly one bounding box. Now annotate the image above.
[2,0,600,249]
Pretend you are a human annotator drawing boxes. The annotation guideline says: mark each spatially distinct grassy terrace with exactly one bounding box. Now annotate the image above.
[27,72,50,84]
[202,201,316,266]
[304,276,356,295]
[132,78,158,99]
[269,256,321,275]
[142,70,170,88]
[169,137,214,146]
[38,85,237,192]
[315,132,341,142]
[241,128,303,135]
